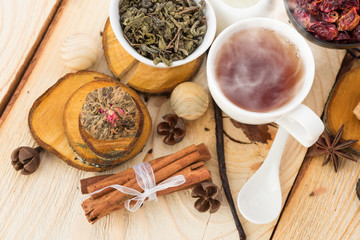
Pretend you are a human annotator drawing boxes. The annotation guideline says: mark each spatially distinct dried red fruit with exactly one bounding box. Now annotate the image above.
[297,0,309,9]
[334,31,351,41]
[308,0,322,15]
[293,7,312,27]
[308,22,338,40]
[290,0,360,44]
[318,11,339,22]
[341,0,359,10]
[352,25,360,39]
[338,7,360,31]
[320,0,342,13]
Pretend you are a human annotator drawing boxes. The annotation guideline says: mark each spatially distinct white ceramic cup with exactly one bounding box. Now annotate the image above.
[207,18,324,147]
[207,0,270,35]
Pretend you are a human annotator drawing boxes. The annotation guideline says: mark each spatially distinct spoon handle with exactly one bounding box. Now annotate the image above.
[237,126,290,224]
[262,126,289,173]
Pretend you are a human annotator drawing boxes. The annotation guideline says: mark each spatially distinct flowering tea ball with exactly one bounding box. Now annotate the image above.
[80,86,137,140]
[61,33,98,70]
[170,82,209,120]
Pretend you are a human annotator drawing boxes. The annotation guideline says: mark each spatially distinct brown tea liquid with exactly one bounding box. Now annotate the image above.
[214,28,304,112]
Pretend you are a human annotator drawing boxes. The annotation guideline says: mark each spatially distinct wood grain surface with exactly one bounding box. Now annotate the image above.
[272,61,360,240]
[0,0,61,114]
[0,0,357,240]
[325,67,360,152]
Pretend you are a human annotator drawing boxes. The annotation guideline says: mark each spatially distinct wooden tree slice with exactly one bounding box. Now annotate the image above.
[64,79,145,163]
[102,19,203,94]
[29,71,113,172]
[102,19,137,78]
[63,74,151,167]
[324,67,360,152]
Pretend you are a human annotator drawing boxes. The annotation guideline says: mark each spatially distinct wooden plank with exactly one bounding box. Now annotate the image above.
[272,156,360,239]
[0,0,62,115]
[272,60,360,240]
[0,1,347,240]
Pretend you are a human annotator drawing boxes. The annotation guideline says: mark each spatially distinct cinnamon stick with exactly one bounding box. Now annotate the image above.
[82,144,211,223]
[87,144,209,199]
[80,174,114,194]
[105,162,211,216]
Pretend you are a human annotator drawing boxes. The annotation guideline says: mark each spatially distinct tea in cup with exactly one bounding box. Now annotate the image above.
[207,18,324,147]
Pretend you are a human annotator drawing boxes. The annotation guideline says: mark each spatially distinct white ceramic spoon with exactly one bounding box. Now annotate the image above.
[237,126,289,224]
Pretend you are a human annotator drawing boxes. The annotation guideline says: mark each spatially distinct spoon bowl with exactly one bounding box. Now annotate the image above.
[237,127,289,224]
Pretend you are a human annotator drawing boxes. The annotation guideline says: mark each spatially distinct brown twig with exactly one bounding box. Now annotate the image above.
[164,27,182,50]
[214,100,246,240]
[178,6,198,15]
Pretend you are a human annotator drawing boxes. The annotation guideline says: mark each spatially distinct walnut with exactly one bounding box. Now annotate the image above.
[157,114,186,145]
[170,82,209,120]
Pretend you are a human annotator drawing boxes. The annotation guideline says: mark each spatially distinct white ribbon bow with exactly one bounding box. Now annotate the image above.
[90,162,186,212]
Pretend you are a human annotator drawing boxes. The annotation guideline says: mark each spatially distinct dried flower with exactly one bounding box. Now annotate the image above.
[191,181,221,213]
[80,86,137,140]
[11,146,43,175]
[307,125,358,172]
[157,114,185,145]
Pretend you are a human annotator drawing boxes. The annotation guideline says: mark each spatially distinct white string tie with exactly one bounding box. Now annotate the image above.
[89,162,186,212]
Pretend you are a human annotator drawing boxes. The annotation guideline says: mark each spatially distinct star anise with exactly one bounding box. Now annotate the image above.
[307,125,358,172]
[157,114,186,145]
[191,181,222,213]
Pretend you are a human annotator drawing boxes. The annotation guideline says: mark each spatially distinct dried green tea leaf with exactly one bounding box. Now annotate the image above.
[80,86,137,140]
[119,0,207,66]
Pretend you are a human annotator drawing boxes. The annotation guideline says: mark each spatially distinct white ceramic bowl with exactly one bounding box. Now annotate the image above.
[109,0,217,68]
[207,0,270,35]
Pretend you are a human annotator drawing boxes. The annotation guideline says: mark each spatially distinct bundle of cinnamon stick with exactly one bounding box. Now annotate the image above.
[80,143,212,224]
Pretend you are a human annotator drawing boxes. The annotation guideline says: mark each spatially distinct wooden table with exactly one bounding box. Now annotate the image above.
[0,0,359,239]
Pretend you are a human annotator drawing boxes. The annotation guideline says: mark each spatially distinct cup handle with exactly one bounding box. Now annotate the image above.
[275,104,324,147]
